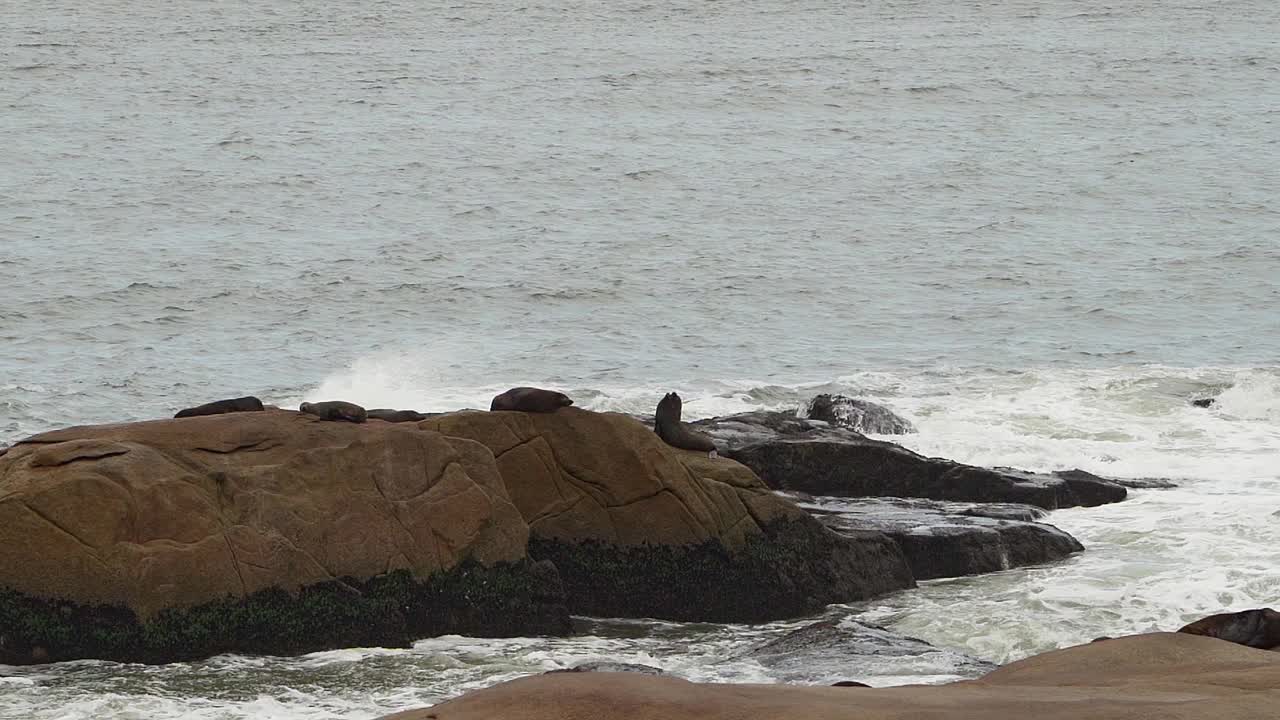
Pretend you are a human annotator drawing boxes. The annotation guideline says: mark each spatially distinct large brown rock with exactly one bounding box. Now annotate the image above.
[422,409,914,622]
[386,633,1280,720]
[0,407,914,662]
[0,410,568,663]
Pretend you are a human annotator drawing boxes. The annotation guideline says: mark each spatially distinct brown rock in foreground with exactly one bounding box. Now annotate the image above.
[0,410,566,663]
[385,633,1280,720]
[1,410,528,617]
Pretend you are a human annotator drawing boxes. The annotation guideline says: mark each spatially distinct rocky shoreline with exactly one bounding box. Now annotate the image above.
[0,394,1137,664]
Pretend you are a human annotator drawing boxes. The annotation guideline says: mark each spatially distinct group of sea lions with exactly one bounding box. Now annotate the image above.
[171,387,719,456]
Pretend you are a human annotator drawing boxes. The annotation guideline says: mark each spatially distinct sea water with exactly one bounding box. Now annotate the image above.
[2,0,1278,716]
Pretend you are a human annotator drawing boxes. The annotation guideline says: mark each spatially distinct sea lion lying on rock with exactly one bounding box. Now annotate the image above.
[654,392,718,457]
[299,401,367,423]
[174,396,264,419]
[366,409,427,423]
[1178,608,1280,649]
[490,387,573,413]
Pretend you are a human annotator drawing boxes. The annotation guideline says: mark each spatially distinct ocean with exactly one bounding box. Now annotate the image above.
[2,0,1278,717]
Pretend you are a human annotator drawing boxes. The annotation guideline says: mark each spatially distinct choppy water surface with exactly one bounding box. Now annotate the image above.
[2,0,1279,717]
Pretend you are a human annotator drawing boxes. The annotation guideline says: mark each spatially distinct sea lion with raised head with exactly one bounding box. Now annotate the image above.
[299,401,368,423]
[366,408,427,423]
[1177,608,1280,649]
[175,396,265,419]
[490,387,573,413]
[654,392,718,456]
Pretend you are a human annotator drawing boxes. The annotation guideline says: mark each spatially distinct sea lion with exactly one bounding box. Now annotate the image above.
[831,680,871,688]
[299,401,368,423]
[489,387,573,413]
[1177,608,1280,649]
[366,408,427,423]
[654,392,718,456]
[1191,397,1216,408]
[174,396,265,419]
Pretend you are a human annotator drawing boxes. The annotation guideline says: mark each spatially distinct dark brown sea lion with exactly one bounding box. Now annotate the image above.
[299,401,368,423]
[654,392,717,455]
[366,408,427,423]
[174,396,265,419]
[489,387,573,413]
[1177,608,1280,649]
[831,680,871,688]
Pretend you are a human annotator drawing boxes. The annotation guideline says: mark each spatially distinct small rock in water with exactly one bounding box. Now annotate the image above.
[803,394,916,435]
[739,618,997,684]
[1112,477,1179,490]
[1177,608,1280,649]
[1191,397,1216,408]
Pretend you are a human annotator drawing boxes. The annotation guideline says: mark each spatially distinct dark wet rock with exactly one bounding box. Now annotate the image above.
[548,661,666,676]
[1046,469,1129,506]
[959,504,1047,522]
[1111,477,1179,490]
[790,495,1083,580]
[831,680,871,687]
[804,394,915,435]
[740,618,997,685]
[693,412,1126,510]
[1191,397,1216,408]
[1178,608,1280,650]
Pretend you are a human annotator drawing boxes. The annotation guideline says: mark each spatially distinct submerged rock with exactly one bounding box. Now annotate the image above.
[791,495,1083,580]
[692,412,1126,510]
[1106,476,1179,490]
[740,618,996,685]
[803,395,915,435]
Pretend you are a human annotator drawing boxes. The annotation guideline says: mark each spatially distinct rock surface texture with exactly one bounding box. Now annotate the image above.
[0,410,566,663]
[792,495,1083,580]
[0,407,915,662]
[421,409,914,622]
[739,618,996,685]
[387,633,1280,720]
[803,394,915,434]
[693,412,1127,509]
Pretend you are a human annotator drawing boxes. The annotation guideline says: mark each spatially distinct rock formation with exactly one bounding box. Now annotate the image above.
[0,406,916,663]
[1179,608,1280,649]
[803,394,915,434]
[420,409,914,622]
[692,411,1126,509]
[0,410,564,664]
[794,495,1083,579]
